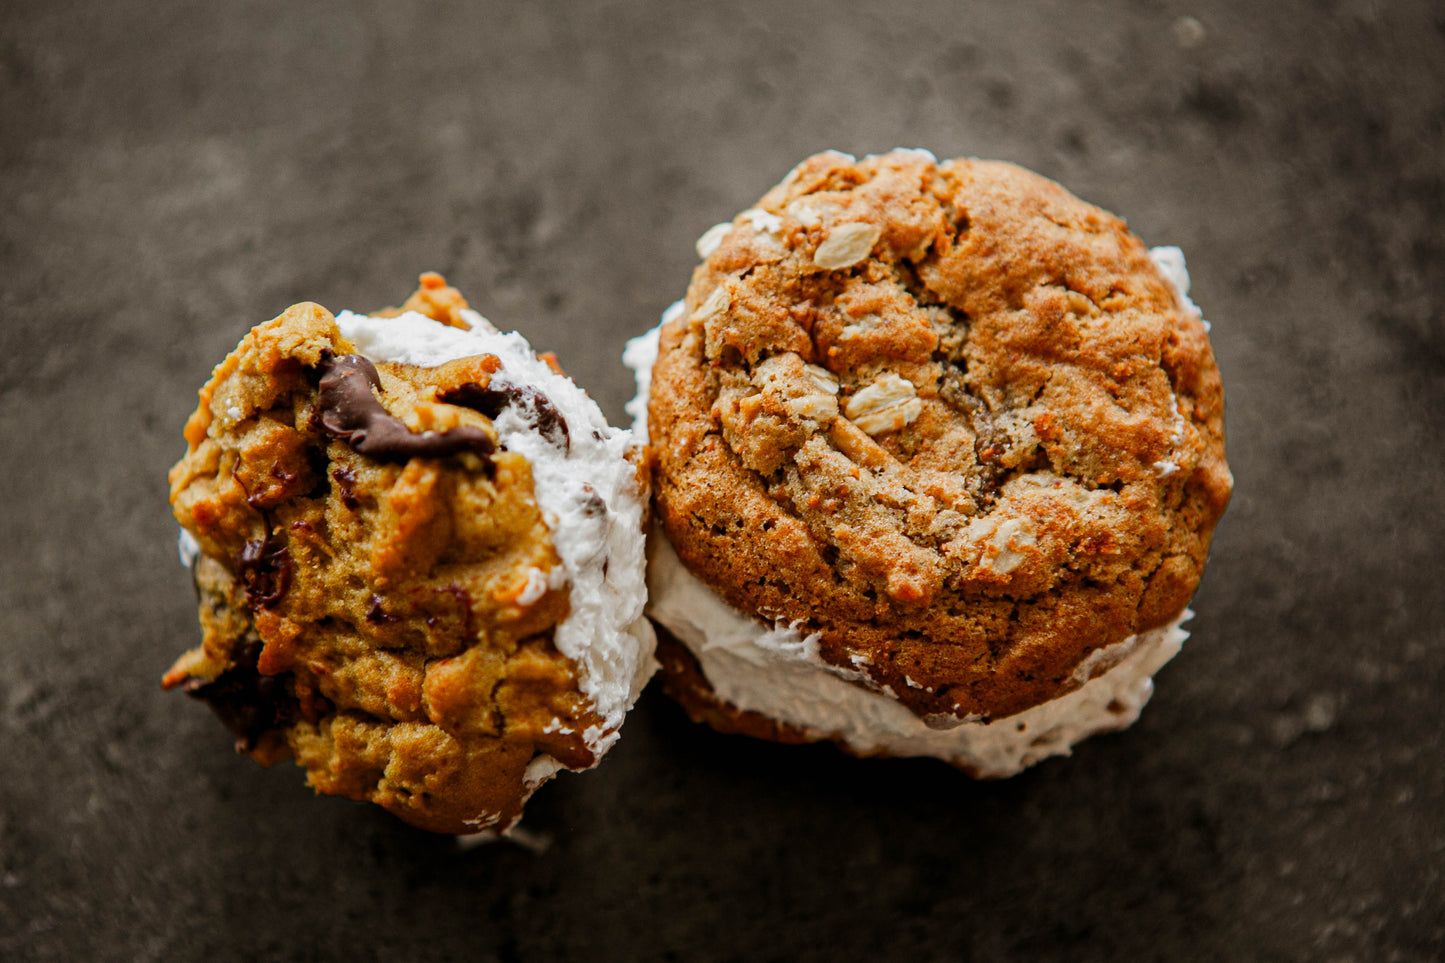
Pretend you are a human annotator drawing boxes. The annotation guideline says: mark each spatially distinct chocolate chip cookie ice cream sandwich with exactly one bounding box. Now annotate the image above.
[626,150,1231,776]
[165,274,654,833]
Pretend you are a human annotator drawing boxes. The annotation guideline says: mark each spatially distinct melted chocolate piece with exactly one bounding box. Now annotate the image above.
[314,353,497,463]
[440,380,570,450]
[430,582,476,639]
[578,483,607,518]
[330,466,360,509]
[235,532,291,609]
[365,595,400,624]
[182,641,298,754]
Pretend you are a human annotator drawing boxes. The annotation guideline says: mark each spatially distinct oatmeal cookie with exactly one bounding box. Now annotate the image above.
[166,275,653,833]
[631,150,1230,773]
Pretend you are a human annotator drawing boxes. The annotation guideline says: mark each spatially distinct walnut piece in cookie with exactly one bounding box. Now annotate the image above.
[166,277,652,833]
[633,149,1230,774]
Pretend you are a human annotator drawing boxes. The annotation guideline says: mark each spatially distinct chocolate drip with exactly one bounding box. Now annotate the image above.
[314,353,497,462]
[182,641,298,753]
[440,380,570,450]
[235,532,291,609]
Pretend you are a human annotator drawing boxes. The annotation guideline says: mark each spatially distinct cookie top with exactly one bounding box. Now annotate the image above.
[165,277,651,833]
[646,150,1231,722]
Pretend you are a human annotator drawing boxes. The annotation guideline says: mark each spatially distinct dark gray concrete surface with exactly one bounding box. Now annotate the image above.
[2,0,1442,959]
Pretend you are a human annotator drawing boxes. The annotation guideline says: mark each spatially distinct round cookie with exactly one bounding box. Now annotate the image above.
[631,150,1230,774]
[165,275,653,833]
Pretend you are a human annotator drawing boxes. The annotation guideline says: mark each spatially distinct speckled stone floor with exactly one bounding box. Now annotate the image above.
[2,1,1442,960]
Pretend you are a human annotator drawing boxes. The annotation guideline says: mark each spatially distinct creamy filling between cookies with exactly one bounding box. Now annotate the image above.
[624,241,1206,774]
[648,532,1188,776]
[335,308,656,757]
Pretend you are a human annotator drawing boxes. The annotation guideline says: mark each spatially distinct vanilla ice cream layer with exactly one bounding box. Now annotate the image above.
[623,233,1205,775]
[647,533,1187,776]
[338,308,656,756]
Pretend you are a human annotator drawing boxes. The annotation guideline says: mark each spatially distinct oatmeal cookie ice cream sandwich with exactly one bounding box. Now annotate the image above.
[627,150,1231,777]
[165,275,653,833]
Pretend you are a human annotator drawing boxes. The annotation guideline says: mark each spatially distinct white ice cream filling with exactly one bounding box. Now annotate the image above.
[648,534,1188,776]
[622,237,1206,776]
[336,307,656,759]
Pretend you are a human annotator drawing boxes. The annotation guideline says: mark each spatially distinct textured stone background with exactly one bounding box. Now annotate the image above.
[2,1,1442,960]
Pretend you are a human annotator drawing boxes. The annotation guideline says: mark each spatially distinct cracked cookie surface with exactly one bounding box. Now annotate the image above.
[647,150,1231,724]
[166,277,649,833]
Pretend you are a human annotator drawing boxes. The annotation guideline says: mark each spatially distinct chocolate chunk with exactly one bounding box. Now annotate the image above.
[431,582,476,639]
[440,380,570,450]
[182,641,297,754]
[331,466,360,509]
[578,483,607,518]
[365,595,400,624]
[314,353,497,463]
[938,362,1010,497]
[235,532,291,609]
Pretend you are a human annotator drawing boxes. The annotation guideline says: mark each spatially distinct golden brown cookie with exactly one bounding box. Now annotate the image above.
[633,150,1230,771]
[166,277,652,833]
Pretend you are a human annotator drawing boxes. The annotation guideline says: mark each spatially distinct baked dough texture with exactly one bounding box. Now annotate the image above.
[645,150,1231,738]
[165,276,651,833]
